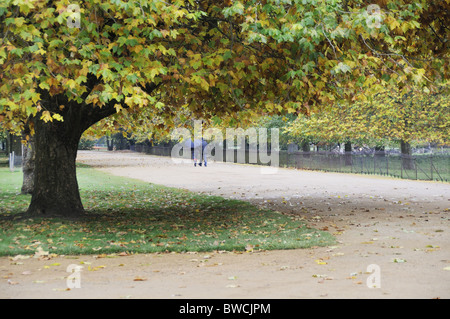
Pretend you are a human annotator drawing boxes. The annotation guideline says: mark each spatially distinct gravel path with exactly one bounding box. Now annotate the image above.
[1,150,449,299]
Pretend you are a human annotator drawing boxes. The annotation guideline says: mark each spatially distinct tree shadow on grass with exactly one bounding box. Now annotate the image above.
[0,189,335,256]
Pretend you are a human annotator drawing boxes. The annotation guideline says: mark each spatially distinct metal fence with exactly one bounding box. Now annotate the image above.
[133,145,450,182]
[284,151,450,182]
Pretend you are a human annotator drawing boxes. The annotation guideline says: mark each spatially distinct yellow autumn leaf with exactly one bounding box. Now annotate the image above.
[52,113,64,122]
[315,259,327,265]
[389,19,401,31]
[40,111,52,123]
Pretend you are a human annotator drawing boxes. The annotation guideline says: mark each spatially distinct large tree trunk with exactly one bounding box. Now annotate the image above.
[26,90,117,218]
[25,79,158,218]
[26,114,85,217]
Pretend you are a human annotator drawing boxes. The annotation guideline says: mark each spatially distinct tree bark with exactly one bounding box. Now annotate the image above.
[400,140,415,170]
[374,145,385,157]
[24,77,158,218]
[301,141,310,158]
[21,136,35,194]
[26,91,117,218]
[106,136,114,151]
[344,141,352,166]
[26,114,85,217]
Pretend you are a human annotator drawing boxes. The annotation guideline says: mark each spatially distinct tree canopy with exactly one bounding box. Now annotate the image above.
[285,84,450,145]
[1,0,448,134]
[0,0,448,217]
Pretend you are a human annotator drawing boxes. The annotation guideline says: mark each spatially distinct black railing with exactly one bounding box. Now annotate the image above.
[132,146,449,182]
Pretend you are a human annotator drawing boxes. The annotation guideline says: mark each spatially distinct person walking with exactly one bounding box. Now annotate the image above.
[193,138,208,167]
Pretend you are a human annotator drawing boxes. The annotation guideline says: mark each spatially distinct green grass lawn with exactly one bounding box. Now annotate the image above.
[0,166,335,256]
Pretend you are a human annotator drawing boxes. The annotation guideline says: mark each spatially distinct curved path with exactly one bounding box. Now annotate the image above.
[1,151,449,299]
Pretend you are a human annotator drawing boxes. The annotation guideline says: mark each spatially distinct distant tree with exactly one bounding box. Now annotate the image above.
[286,85,450,160]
